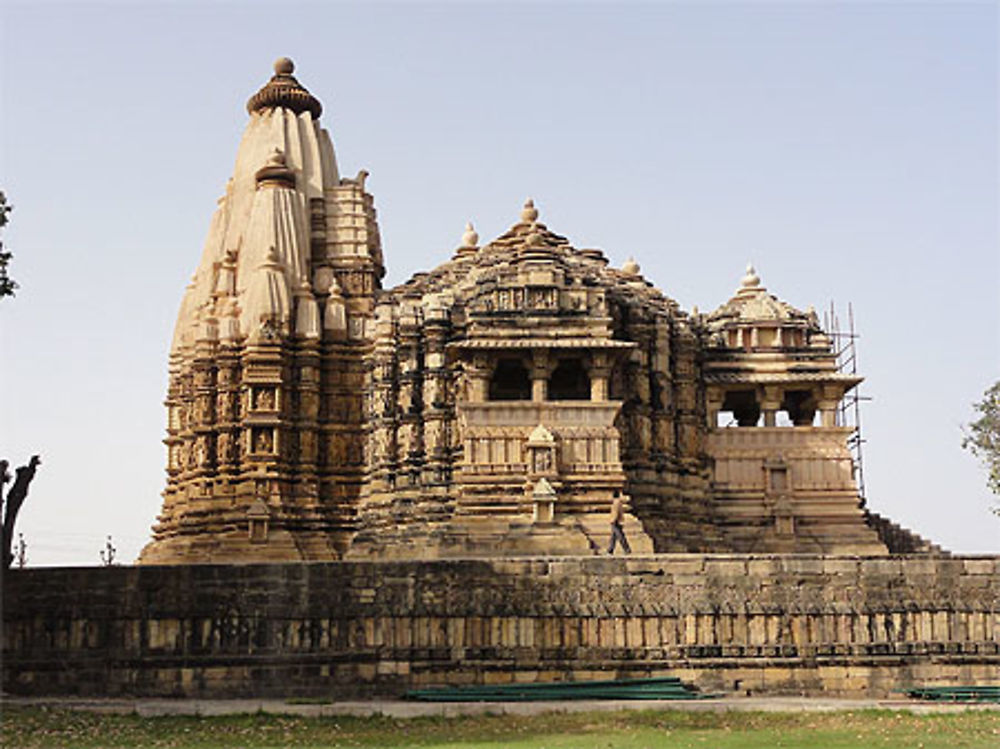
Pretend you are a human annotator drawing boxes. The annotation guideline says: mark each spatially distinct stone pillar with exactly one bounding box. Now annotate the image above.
[706,389,724,429]
[422,306,450,483]
[531,350,552,403]
[469,354,491,403]
[761,386,782,428]
[590,354,610,402]
[818,385,843,427]
[818,401,838,427]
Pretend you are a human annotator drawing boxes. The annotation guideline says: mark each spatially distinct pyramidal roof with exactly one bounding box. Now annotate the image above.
[387,198,682,317]
[484,198,573,255]
[707,264,814,326]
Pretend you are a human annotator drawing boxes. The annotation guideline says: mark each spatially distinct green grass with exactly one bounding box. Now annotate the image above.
[2,706,998,748]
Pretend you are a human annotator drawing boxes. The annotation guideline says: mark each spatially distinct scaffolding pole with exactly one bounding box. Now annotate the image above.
[825,302,871,506]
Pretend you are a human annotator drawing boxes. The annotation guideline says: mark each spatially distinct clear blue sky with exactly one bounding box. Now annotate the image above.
[1,1,997,565]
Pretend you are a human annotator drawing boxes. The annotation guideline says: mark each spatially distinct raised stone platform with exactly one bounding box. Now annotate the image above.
[3,554,998,698]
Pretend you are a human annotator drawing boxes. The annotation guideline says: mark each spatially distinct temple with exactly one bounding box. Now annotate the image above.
[140,59,929,564]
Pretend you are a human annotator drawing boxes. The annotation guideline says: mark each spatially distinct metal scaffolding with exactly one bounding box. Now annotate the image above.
[825,302,870,506]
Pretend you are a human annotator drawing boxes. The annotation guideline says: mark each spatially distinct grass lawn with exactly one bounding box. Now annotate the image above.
[3,706,998,749]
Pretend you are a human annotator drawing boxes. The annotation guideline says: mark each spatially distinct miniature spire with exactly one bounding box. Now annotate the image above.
[246,57,323,119]
[312,266,334,295]
[243,245,291,340]
[533,477,557,497]
[295,277,321,340]
[265,245,283,267]
[528,424,555,443]
[255,148,295,188]
[520,198,539,223]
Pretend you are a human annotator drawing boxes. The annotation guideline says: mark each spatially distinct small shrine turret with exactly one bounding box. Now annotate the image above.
[701,264,859,429]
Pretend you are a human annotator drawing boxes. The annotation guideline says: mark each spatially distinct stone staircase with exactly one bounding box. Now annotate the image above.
[865,511,949,555]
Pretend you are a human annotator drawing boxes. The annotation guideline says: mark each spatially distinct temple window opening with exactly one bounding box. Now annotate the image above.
[722,390,761,427]
[547,359,591,401]
[782,389,818,426]
[488,358,532,401]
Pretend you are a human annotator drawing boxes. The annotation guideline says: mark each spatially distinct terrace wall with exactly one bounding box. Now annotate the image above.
[3,555,998,698]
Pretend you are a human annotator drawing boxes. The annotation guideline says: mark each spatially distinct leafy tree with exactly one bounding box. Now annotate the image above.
[963,381,1000,513]
[0,190,15,298]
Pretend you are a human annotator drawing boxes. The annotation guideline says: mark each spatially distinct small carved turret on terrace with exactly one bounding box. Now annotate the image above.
[702,264,856,428]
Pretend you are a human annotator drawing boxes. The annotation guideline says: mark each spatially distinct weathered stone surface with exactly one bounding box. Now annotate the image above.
[4,555,997,698]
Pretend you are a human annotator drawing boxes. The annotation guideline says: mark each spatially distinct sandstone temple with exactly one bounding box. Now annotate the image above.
[139,59,922,564]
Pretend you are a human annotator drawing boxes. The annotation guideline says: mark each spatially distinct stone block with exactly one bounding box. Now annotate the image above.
[781,558,824,575]
[822,558,859,575]
[483,670,514,685]
[963,559,996,575]
[747,559,781,576]
[704,559,747,577]
[862,559,903,577]
[664,558,706,576]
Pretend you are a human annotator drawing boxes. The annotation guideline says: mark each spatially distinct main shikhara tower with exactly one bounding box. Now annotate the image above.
[141,59,920,564]
[141,59,383,562]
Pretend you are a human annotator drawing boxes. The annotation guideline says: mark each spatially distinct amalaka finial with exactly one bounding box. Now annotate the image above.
[247,56,322,119]
[622,257,641,276]
[521,198,539,223]
[461,222,479,248]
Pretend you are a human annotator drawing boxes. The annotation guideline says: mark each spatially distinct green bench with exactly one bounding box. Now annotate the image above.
[902,686,1000,704]
[406,675,719,702]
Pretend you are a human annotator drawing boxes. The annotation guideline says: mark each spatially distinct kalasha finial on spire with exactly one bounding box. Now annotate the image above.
[741,263,761,289]
[247,57,323,119]
[461,222,479,248]
[520,198,539,224]
[454,221,480,259]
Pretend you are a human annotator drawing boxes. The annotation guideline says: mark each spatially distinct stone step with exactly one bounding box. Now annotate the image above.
[865,511,949,555]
